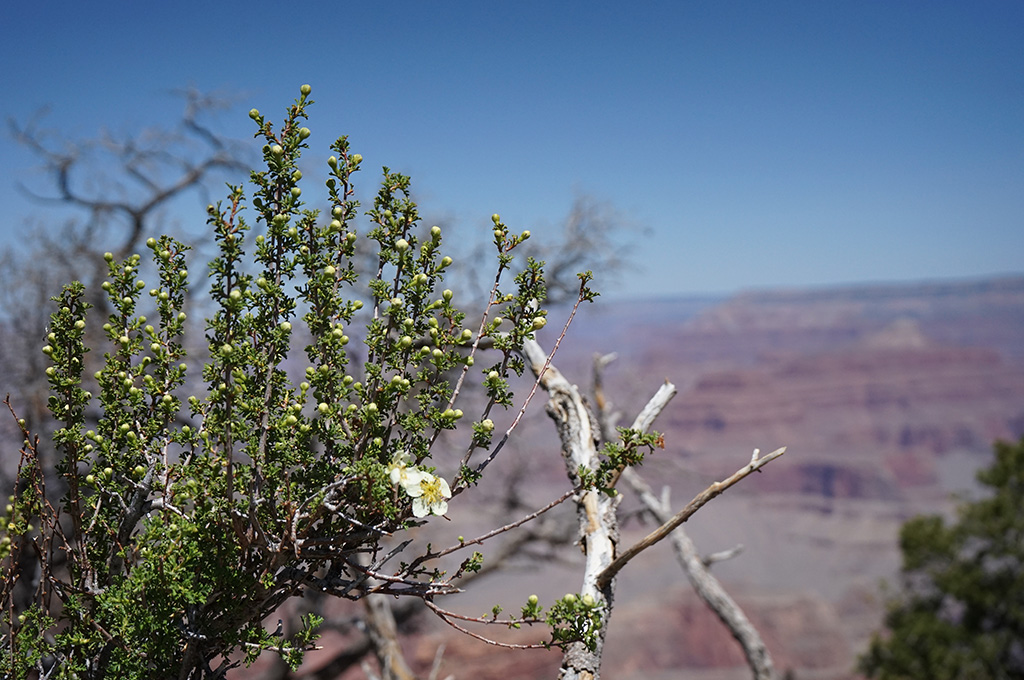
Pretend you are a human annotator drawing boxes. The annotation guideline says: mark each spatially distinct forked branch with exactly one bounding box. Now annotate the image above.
[596,446,786,590]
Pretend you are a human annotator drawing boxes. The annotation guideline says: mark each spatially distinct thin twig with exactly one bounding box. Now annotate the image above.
[468,278,592,480]
[596,447,786,589]
[432,488,575,561]
[422,601,549,650]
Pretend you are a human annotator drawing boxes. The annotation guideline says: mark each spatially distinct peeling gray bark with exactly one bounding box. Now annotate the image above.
[523,339,617,680]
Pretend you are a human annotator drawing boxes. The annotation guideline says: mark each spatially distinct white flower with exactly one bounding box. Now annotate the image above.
[406,472,452,518]
[387,450,425,491]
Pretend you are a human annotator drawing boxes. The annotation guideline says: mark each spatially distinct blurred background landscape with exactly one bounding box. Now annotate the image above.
[311,274,1020,680]
[2,2,1022,678]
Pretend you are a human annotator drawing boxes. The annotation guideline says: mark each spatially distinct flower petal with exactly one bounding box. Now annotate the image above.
[411,497,430,517]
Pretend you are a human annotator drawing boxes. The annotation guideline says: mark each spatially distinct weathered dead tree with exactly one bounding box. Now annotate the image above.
[523,337,785,680]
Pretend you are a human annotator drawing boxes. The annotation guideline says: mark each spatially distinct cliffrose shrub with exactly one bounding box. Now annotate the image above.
[0,84,578,679]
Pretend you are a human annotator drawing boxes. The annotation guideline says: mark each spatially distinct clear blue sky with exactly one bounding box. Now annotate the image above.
[2,1,1021,298]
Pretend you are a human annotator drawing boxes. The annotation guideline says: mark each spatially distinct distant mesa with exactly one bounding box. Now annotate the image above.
[860,318,929,349]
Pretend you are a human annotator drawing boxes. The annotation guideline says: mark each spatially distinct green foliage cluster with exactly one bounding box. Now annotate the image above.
[578,427,665,495]
[474,591,603,653]
[0,85,592,678]
[541,592,604,652]
[860,436,1024,680]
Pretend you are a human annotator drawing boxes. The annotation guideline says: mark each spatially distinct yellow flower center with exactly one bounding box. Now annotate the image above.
[420,477,446,504]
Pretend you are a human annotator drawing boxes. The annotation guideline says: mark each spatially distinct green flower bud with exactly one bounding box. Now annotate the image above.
[532,317,547,330]
[520,230,531,240]
[330,219,342,231]
[298,127,311,139]
[581,594,595,607]
[249,108,260,119]
[318,402,329,414]
[491,214,501,224]
[271,144,284,157]
[440,256,453,267]
[431,225,442,240]
[290,187,302,198]
[280,321,292,332]
[528,594,539,606]
[442,289,453,302]
[395,239,409,252]
[481,418,495,432]
[292,170,302,181]
[300,84,312,95]
[351,153,363,164]
[328,156,338,168]
[324,265,336,276]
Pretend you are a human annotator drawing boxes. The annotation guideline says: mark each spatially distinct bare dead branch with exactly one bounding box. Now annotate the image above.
[521,337,615,680]
[704,544,745,566]
[622,470,778,680]
[363,593,417,680]
[596,447,786,590]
